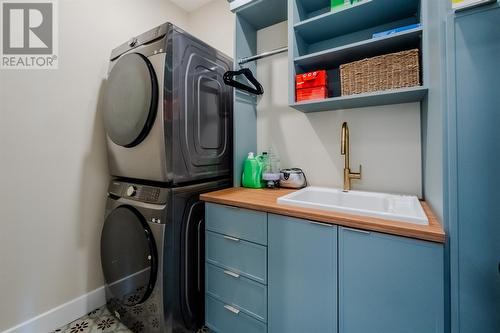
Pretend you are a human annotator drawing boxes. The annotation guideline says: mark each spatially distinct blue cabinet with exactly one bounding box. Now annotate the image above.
[206,263,267,322]
[205,203,445,333]
[447,5,500,333]
[206,231,267,284]
[206,296,267,333]
[338,227,444,333]
[205,204,268,333]
[268,214,337,333]
[206,203,267,245]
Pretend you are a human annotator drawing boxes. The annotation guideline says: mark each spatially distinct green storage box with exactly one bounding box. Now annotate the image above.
[331,0,361,11]
[331,0,345,10]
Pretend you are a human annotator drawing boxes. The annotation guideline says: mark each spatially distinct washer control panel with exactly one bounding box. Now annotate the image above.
[108,181,166,204]
[135,186,161,202]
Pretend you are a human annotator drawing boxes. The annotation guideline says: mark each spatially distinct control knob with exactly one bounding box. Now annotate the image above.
[126,185,137,197]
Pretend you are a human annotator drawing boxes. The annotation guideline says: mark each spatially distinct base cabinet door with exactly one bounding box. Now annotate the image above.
[339,227,444,333]
[268,214,337,333]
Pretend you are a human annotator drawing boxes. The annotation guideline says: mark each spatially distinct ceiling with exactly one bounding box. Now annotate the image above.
[170,0,216,12]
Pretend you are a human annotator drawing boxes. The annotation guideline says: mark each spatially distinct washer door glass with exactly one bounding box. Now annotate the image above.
[100,206,158,306]
[103,53,158,147]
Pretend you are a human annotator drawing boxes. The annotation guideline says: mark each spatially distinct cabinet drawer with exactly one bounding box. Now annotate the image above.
[206,263,267,322]
[206,231,267,284]
[206,203,267,245]
[206,296,267,333]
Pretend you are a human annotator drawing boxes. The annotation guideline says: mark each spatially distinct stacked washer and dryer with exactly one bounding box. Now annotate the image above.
[100,23,233,333]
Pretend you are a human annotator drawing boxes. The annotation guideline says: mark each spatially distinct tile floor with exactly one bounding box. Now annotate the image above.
[52,306,209,333]
[52,307,132,333]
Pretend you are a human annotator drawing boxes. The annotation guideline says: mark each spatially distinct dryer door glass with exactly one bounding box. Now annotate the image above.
[101,206,158,306]
[103,53,158,148]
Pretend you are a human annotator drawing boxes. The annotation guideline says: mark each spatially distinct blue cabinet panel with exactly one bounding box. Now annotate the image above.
[206,296,267,333]
[206,231,267,284]
[268,214,337,333]
[451,6,500,332]
[339,227,444,333]
[206,263,267,322]
[206,203,267,245]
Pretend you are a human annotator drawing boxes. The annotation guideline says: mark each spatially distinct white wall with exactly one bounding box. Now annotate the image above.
[187,0,234,57]
[256,22,423,196]
[0,0,188,331]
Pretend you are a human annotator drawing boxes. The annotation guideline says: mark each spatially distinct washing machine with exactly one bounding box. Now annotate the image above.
[102,23,233,184]
[100,179,230,332]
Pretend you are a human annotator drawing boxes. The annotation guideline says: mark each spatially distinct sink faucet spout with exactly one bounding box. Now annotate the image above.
[340,122,362,192]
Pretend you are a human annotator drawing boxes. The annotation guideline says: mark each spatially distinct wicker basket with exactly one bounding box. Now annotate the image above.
[340,49,420,96]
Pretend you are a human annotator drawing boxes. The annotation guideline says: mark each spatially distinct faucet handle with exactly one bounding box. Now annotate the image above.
[351,165,362,179]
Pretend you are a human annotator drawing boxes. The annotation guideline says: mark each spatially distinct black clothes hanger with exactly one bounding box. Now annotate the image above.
[223,68,264,95]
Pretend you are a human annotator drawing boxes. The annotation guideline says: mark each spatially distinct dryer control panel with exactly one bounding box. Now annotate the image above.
[108,181,167,204]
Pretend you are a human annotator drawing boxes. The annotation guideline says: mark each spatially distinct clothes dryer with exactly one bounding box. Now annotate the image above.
[103,23,233,184]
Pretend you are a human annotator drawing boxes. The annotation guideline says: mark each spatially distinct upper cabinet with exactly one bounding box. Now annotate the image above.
[288,0,439,112]
[338,226,444,333]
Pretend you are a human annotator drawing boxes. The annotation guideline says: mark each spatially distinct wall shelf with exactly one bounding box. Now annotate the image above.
[288,0,432,112]
[294,26,423,71]
[290,86,428,113]
[294,0,420,45]
[234,0,287,30]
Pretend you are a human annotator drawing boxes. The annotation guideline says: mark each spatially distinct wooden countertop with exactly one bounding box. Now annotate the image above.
[201,187,445,243]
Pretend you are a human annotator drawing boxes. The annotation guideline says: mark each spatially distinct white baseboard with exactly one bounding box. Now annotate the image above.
[1,286,106,333]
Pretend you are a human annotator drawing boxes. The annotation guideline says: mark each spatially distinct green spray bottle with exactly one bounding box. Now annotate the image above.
[242,152,265,188]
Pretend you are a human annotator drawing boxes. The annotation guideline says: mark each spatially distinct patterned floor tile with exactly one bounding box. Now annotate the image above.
[53,305,210,333]
[52,307,132,333]
[63,318,94,333]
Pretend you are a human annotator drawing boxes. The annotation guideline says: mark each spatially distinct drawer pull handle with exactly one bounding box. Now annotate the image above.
[223,235,240,242]
[306,220,333,227]
[223,270,240,278]
[224,305,240,315]
[343,227,371,235]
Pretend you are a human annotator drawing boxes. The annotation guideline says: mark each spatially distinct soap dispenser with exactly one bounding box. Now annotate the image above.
[262,149,281,188]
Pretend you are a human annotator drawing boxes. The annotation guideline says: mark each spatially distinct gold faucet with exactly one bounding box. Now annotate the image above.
[341,122,362,192]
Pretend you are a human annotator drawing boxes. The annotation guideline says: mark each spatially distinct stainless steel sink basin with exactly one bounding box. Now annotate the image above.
[277,187,428,225]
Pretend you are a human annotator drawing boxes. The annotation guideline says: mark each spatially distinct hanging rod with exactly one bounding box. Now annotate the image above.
[238,47,288,65]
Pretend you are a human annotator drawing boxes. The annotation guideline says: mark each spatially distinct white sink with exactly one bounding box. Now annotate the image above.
[277,187,428,225]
